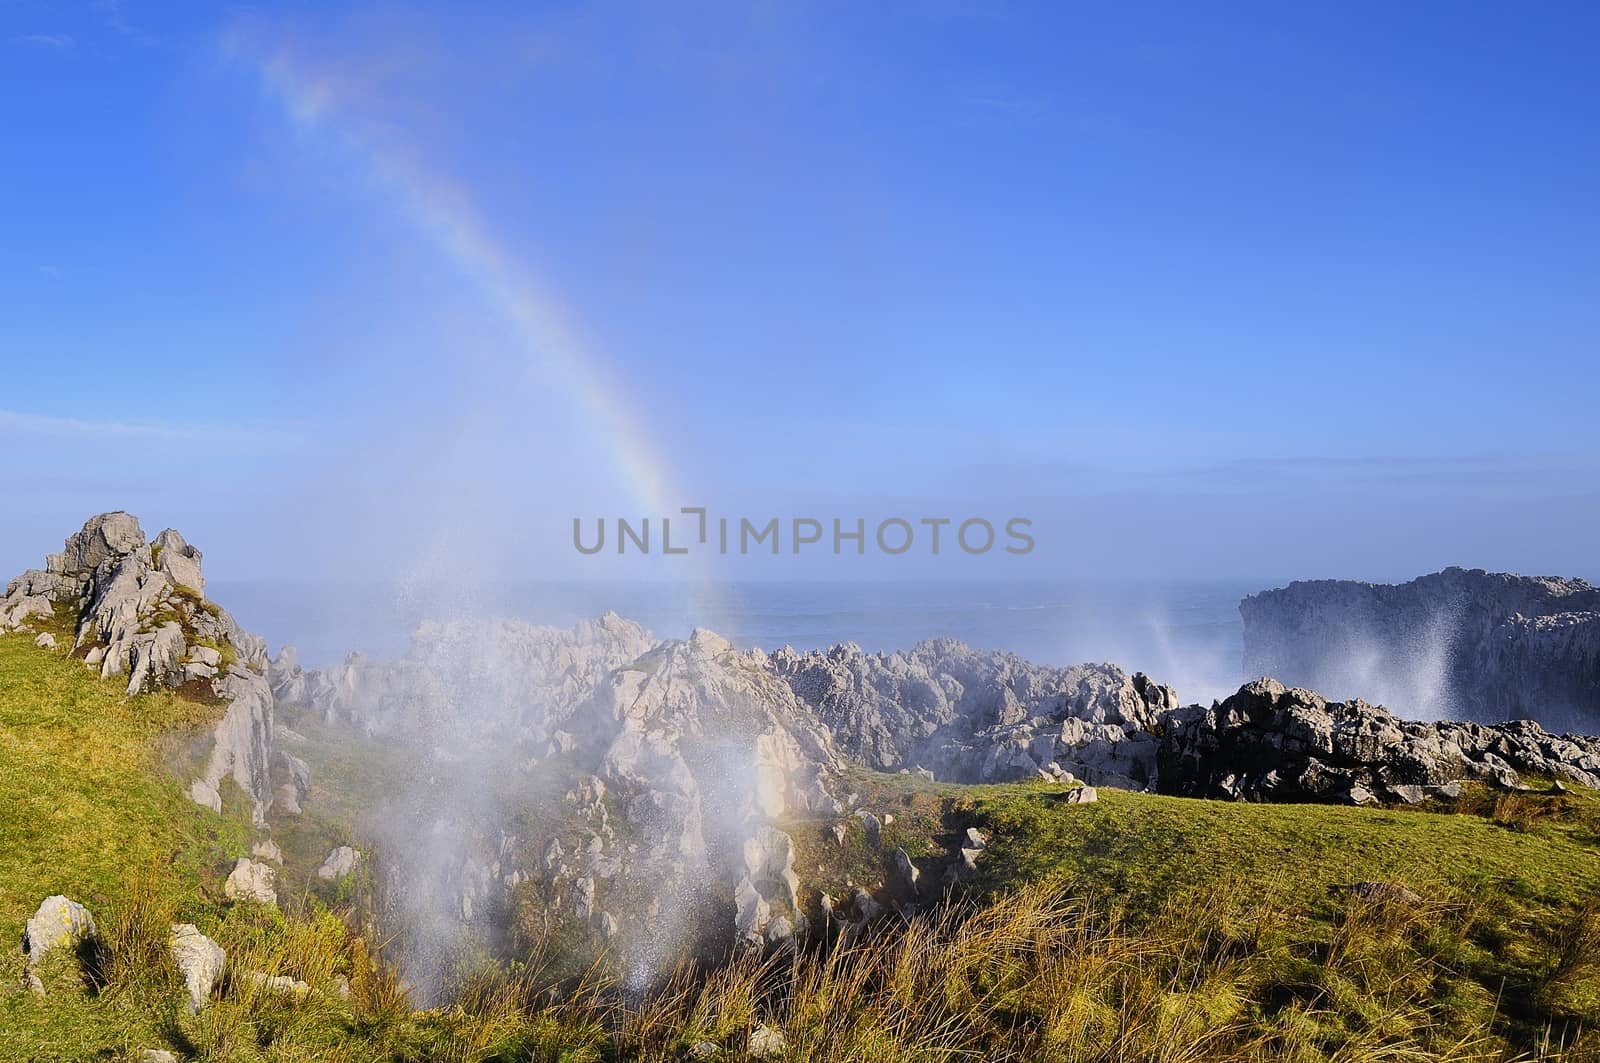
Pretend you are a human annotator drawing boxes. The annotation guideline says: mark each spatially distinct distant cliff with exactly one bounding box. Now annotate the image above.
[1240,567,1600,728]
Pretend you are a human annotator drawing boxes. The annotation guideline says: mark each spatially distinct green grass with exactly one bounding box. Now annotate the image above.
[949,780,1600,1051]
[0,628,254,1057]
[0,631,252,937]
[959,782,1600,913]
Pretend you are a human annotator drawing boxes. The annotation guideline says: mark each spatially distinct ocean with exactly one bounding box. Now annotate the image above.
[213,578,1268,707]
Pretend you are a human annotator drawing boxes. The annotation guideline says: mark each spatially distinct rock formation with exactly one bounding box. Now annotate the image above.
[1157,677,1600,804]
[1,513,283,824]
[1241,567,1600,729]
[770,639,1178,788]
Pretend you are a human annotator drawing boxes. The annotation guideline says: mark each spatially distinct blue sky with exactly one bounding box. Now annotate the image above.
[3,1,1598,584]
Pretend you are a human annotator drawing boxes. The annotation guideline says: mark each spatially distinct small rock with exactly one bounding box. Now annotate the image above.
[571,876,595,922]
[22,895,97,992]
[963,826,987,850]
[33,632,56,649]
[749,1024,787,1059]
[850,887,881,923]
[170,923,225,1013]
[890,847,920,896]
[1387,784,1426,805]
[224,859,277,905]
[245,971,310,996]
[1351,881,1423,906]
[686,1042,720,1060]
[764,914,795,947]
[316,846,362,881]
[139,1052,179,1063]
[1065,785,1098,805]
[251,839,284,864]
[855,810,881,842]
[1431,781,1464,800]
[830,822,847,846]
[734,877,770,939]
[189,779,222,814]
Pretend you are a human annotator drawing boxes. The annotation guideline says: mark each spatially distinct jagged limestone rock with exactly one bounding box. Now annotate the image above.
[170,923,225,1013]
[1157,677,1600,804]
[224,859,278,906]
[1,514,285,822]
[317,846,362,881]
[152,527,204,597]
[890,847,920,898]
[742,826,799,910]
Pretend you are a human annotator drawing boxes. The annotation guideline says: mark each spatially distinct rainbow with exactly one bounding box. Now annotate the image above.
[223,30,677,524]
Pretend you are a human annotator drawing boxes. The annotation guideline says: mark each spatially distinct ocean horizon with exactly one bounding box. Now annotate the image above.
[213,577,1268,707]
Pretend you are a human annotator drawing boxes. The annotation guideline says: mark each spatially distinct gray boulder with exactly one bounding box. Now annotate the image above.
[317,846,362,881]
[890,847,920,898]
[749,1025,787,1059]
[22,895,98,991]
[224,858,278,905]
[170,923,225,1012]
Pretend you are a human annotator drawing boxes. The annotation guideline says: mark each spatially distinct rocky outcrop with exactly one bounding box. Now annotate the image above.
[1,513,284,823]
[1157,677,1600,804]
[273,617,849,979]
[269,611,1198,969]
[769,640,1178,789]
[1241,568,1600,729]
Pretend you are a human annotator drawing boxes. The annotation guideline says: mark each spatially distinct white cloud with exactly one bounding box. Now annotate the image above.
[11,33,74,48]
[0,409,297,448]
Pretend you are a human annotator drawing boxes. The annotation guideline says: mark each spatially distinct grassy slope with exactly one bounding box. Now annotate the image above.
[952,781,1600,1048]
[0,624,253,1057]
[964,782,1600,909]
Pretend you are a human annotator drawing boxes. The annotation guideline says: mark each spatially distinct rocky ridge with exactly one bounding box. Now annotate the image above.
[1241,567,1600,730]
[1156,677,1600,804]
[1,513,283,824]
